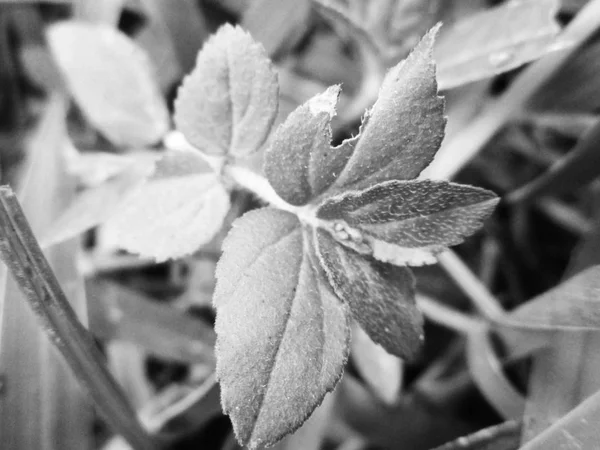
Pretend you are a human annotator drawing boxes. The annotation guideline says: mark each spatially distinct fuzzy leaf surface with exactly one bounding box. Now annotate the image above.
[47,21,169,147]
[332,27,445,190]
[318,180,498,254]
[315,228,423,359]
[264,85,354,206]
[174,24,279,158]
[214,209,349,448]
[106,149,230,261]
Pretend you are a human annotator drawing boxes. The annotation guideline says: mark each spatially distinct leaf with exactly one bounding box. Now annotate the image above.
[317,179,498,258]
[47,21,170,147]
[264,85,354,206]
[242,0,312,57]
[87,279,216,365]
[314,228,423,359]
[435,0,562,90]
[530,33,600,113]
[40,159,154,248]
[519,386,600,450]
[105,148,230,262]
[351,324,403,405]
[332,26,446,190]
[174,24,279,158]
[497,266,600,332]
[214,208,350,449]
[433,421,521,450]
[507,118,600,204]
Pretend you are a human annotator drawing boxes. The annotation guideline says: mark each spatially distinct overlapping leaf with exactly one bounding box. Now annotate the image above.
[264,26,445,202]
[317,179,498,253]
[47,21,170,147]
[214,209,350,448]
[174,23,498,449]
[314,228,423,359]
[174,24,279,158]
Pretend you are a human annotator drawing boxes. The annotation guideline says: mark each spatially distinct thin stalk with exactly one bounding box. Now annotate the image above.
[417,294,484,336]
[0,187,156,450]
[427,0,600,180]
[437,250,506,321]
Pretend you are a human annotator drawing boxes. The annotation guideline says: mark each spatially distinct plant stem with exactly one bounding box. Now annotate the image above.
[0,187,157,450]
[437,250,506,321]
[417,294,484,336]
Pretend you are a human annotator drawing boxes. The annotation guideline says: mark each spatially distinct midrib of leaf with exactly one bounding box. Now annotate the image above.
[242,229,303,441]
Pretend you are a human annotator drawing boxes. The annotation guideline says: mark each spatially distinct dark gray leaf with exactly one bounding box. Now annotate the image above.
[318,179,498,250]
[314,228,423,359]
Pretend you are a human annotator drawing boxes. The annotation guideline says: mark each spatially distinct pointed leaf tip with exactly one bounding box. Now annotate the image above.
[332,26,446,190]
[175,24,279,158]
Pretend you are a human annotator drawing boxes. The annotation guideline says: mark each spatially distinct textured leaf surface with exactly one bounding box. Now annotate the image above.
[265,85,354,205]
[332,27,445,190]
[174,24,279,158]
[315,228,423,359]
[318,179,498,253]
[499,266,600,331]
[47,21,169,147]
[105,149,230,261]
[214,209,349,448]
[436,0,562,90]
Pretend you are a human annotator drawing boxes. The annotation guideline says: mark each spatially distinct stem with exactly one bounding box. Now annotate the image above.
[0,187,157,450]
[417,294,484,336]
[426,0,600,180]
[437,250,506,321]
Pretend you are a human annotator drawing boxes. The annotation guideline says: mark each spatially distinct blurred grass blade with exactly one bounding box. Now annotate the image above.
[0,95,94,449]
[425,0,600,180]
[519,387,600,449]
[436,0,562,90]
[433,421,521,450]
[242,0,311,58]
[87,278,216,365]
[74,0,125,25]
[530,33,600,112]
[493,265,600,332]
[467,326,526,419]
[138,0,209,75]
[351,325,403,405]
[521,219,600,442]
[0,187,156,450]
[508,118,600,203]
